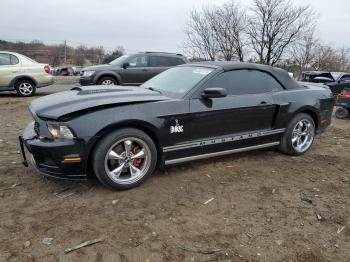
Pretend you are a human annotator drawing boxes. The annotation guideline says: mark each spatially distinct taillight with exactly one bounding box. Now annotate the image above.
[44,65,50,74]
[339,90,350,98]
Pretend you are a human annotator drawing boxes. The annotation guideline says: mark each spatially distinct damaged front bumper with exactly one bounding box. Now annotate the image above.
[19,121,88,180]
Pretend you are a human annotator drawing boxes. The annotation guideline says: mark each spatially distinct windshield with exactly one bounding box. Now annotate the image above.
[109,55,129,65]
[331,72,342,81]
[141,66,214,98]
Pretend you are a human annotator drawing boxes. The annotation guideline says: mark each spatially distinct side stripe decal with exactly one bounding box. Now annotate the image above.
[163,128,285,152]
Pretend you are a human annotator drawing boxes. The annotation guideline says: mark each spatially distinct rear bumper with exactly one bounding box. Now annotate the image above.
[336,97,350,108]
[37,75,55,88]
[316,97,335,134]
[21,122,88,180]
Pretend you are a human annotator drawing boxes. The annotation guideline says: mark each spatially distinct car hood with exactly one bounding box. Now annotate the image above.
[30,86,170,120]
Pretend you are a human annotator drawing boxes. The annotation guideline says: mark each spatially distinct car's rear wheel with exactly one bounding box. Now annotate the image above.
[15,79,36,97]
[98,76,117,85]
[335,107,349,119]
[279,113,315,156]
[92,128,157,190]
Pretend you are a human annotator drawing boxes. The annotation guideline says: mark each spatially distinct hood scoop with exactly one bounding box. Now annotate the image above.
[71,86,131,95]
[79,89,132,95]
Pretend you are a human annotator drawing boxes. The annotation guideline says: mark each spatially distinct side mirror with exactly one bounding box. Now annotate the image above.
[122,62,130,69]
[201,87,227,99]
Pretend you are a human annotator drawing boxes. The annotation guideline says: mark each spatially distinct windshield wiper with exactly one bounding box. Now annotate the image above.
[145,87,162,94]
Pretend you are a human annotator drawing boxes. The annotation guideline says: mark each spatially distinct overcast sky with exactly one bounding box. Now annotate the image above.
[1,0,349,54]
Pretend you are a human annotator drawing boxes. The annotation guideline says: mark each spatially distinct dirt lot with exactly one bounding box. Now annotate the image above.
[0,88,350,262]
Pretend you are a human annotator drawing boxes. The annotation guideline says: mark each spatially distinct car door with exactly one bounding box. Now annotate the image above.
[119,55,151,85]
[189,69,277,150]
[0,53,21,88]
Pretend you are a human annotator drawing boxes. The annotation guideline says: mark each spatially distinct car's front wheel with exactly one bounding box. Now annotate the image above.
[279,113,315,156]
[98,76,117,85]
[92,128,157,190]
[15,79,36,97]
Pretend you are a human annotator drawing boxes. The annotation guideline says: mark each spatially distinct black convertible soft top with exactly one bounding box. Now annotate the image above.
[182,61,302,90]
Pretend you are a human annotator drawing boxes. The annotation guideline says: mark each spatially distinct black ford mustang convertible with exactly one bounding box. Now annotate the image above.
[19,62,334,189]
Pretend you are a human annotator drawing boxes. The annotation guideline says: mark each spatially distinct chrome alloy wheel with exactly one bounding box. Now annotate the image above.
[291,119,314,153]
[104,137,152,185]
[19,82,33,95]
[101,79,114,85]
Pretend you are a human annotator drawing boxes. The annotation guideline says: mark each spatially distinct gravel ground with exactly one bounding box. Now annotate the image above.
[0,86,349,262]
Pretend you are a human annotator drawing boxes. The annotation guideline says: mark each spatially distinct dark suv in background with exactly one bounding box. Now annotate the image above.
[301,71,350,95]
[79,52,188,86]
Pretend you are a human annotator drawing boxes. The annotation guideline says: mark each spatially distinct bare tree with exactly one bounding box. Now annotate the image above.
[284,41,350,75]
[184,2,247,61]
[247,0,315,65]
[337,47,350,71]
[184,7,218,61]
[210,1,247,61]
[103,46,125,64]
[290,29,318,73]
[313,44,348,71]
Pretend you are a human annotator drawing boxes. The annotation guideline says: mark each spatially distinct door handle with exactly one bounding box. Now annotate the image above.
[260,101,267,105]
[12,70,18,73]
[142,69,148,72]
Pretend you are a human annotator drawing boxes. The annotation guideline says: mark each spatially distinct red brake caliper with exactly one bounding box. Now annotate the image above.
[132,146,142,168]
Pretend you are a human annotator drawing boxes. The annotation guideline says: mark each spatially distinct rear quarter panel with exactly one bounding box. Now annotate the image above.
[272,86,334,131]
[21,63,54,86]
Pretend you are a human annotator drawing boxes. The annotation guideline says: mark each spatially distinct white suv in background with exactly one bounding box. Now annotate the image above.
[0,51,54,96]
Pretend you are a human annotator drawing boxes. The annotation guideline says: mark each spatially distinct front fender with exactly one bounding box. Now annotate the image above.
[94,119,161,140]
[93,71,122,85]
[66,107,164,156]
[84,118,164,169]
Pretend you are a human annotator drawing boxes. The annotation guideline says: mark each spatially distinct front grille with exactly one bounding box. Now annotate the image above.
[34,122,40,135]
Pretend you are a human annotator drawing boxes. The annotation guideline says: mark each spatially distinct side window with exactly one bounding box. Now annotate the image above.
[0,53,11,65]
[170,57,186,66]
[204,70,271,95]
[128,55,149,67]
[203,72,230,90]
[149,56,172,67]
[10,55,19,65]
[267,74,284,92]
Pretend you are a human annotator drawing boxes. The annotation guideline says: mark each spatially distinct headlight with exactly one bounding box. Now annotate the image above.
[47,123,74,139]
[82,71,95,77]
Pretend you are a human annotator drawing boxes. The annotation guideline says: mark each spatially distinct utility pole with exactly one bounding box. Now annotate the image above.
[64,40,67,64]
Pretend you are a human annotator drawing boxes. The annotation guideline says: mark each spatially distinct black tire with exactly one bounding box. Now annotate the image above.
[92,128,157,190]
[279,113,315,156]
[335,107,349,119]
[15,79,36,97]
[97,76,117,86]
